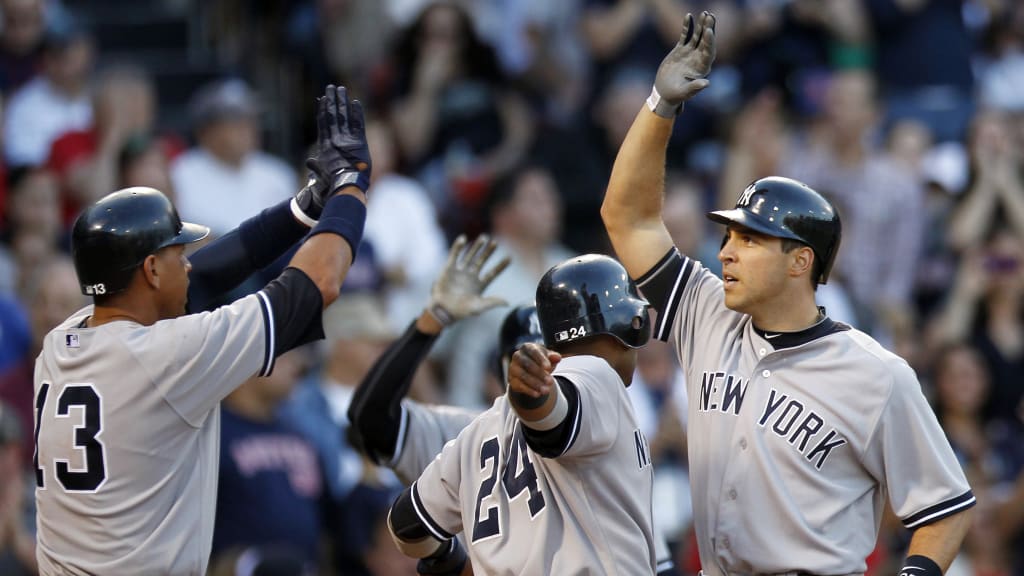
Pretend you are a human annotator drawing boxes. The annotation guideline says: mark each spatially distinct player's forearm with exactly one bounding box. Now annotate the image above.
[288,189,366,308]
[602,107,673,229]
[600,107,676,278]
[509,386,559,424]
[187,198,309,312]
[348,319,440,462]
[904,508,973,571]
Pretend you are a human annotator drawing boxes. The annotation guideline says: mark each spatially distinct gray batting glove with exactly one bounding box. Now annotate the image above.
[428,234,511,327]
[648,11,717,118]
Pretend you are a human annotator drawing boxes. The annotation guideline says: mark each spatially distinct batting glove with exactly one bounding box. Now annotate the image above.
[427,234,510,327]
[648,11,716,118]
[290,158,329,226]
[318,84,372,194]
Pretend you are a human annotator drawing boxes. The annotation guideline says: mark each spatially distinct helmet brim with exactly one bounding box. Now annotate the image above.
[173,221,211,245]
[706,209,801,242]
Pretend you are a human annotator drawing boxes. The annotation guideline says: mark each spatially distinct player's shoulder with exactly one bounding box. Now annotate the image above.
[552,355,619,381]
[834,327,918,389]
[53,305,94,331]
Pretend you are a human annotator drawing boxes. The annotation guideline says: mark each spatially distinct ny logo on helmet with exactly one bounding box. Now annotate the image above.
[737,184,757,207]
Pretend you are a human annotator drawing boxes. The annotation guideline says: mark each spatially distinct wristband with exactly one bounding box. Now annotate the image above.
[520,381,567,431]
[646,86,682,118]
[309,193,366,258]
[900,555,942,576]
[330,169,371,194]
[290,197,319,227]
[427,303,455,327]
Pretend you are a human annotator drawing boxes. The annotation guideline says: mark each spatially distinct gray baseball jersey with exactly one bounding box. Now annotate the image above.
[389,400,477,485]
[33,293,274,575]
[636,248,974,575]
[390,397,676,573]
[409,355,657,575]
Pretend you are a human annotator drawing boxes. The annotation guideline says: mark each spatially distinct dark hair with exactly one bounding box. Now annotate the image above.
[780,238,821,290]
[392,2,502,96]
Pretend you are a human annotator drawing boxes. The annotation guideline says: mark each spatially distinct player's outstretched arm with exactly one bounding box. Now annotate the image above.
[186,104,348,312]
[348,235,509,463]
[600,11,715,279]
[286,84,372,309]
[900,508,974,575]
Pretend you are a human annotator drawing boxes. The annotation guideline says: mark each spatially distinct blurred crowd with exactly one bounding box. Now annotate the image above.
[0,0,1023,574]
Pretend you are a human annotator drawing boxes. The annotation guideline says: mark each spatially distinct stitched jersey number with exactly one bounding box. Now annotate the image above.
[502,430,545,515]
[471,429,546,542]
[471,438,501,541]
[34,383,107,492]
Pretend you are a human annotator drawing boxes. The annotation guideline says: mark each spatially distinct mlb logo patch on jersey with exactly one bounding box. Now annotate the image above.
[65,334,80,348]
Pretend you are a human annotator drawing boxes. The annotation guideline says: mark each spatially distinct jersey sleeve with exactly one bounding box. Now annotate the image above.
[391,402,479,485]
[634,247,742,373]
[546,356,627,459]
[130,293,273,426]
[865,362,976,529]
[408,429,469,541]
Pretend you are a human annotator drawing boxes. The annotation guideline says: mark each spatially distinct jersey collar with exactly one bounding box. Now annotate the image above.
[753,308,851,350]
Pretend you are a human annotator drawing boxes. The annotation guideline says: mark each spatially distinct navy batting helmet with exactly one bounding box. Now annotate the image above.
[71,187,209,296]
[493,304,544,382]
[707,176,841,284]
[536,255,650,350]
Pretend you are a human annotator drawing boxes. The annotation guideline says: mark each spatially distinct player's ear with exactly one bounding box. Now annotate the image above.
[141,254,160,290]
[789,245,813,280]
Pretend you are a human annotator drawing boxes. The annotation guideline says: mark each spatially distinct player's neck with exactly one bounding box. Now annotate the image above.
[88,302,156,328]
[750,300,822,333]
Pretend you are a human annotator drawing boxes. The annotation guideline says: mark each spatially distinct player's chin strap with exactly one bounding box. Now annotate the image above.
[899,555,942,576]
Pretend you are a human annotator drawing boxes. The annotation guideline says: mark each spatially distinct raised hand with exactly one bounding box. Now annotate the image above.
[317,84,372,193]
[649,10,716,118]
[427,234,511,326]
[508,342,561,400]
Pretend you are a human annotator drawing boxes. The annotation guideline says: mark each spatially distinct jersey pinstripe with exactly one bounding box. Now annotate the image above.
[34,294,272,576]
[409,355,657,575]
[636,248,974,575]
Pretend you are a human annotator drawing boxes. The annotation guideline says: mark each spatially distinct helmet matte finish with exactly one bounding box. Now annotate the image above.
[536,255,651,349]
[72,187,210,296]
[707,176,842,284]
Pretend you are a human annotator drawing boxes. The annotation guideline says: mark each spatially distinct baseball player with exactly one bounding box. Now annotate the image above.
[350,236,680,575]
[387,254,658,575]
[598,10,975,575]
[33,85,371,575]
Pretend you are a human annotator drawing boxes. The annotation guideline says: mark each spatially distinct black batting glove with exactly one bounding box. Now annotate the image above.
[318,84,372,194]
[290,157,329,226]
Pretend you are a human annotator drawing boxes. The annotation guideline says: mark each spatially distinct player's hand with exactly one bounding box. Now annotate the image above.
[427,234,511,326]
[649,11,716,117]
[290,157,329,226]
[317,84,372,194]
[509,343,562,399]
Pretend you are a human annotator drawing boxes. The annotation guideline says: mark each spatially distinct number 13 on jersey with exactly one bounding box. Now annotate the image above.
[33,382,108,492]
